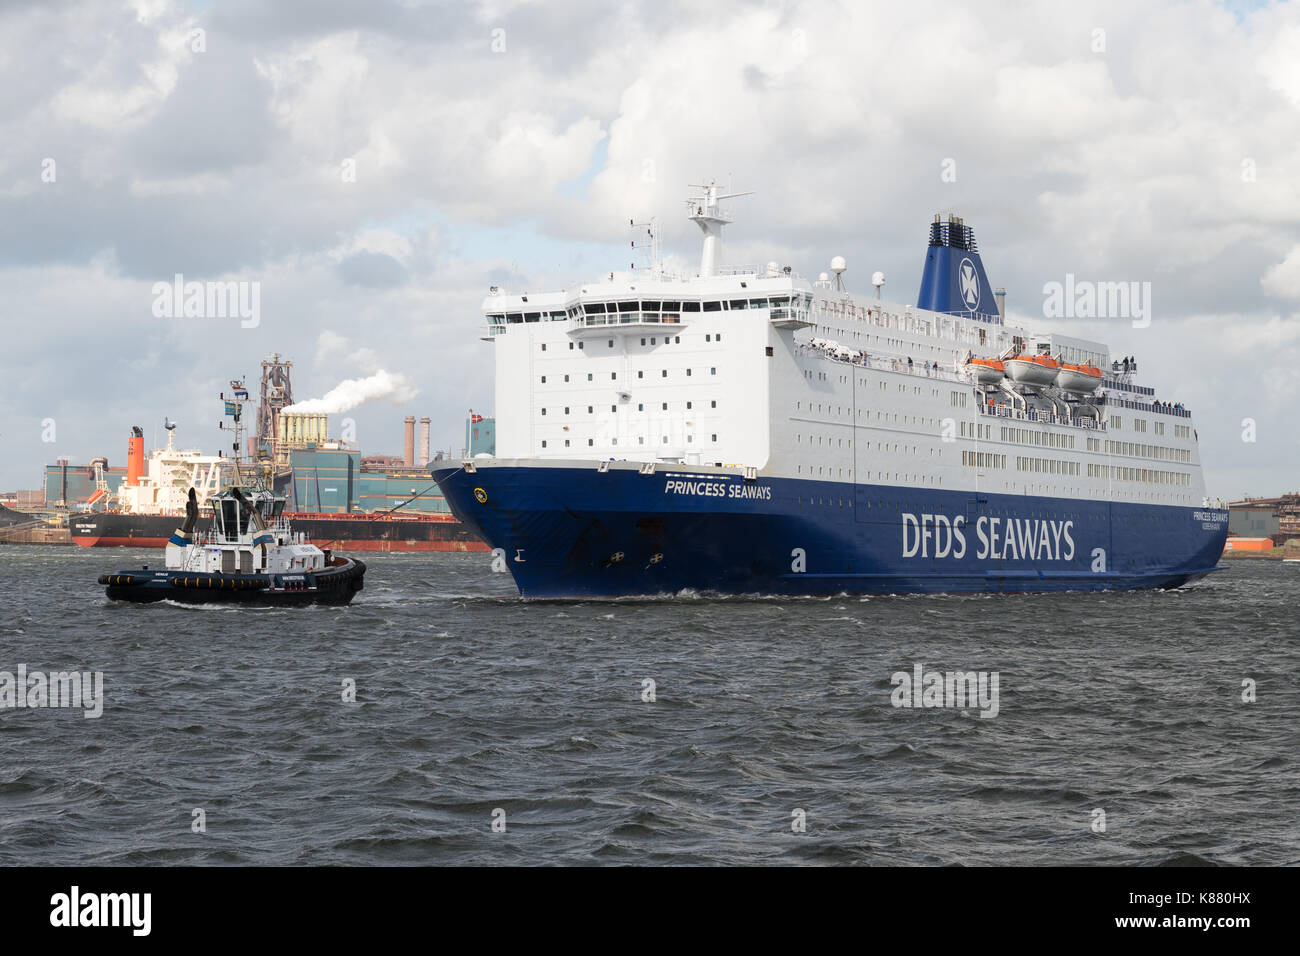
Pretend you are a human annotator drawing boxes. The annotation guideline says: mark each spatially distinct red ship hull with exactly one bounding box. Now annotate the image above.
[69,510,487,552]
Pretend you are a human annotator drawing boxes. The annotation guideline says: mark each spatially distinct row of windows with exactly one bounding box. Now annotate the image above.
[1087,464,1191,486]
[999,426,1076,449]
[540,434,719,449]
[1175,424,1191,439]
[795,465,944,485]
[575,294,811,316]
[540,367,717,384]
[490,293,817,326]
[1058,345,1107,369]
[1105,440,1191,463]
[1017,457,1081,476]
[963,451,1006,469]
[542,334,690,351]
[541,400,719,416]
[962,422,992,439]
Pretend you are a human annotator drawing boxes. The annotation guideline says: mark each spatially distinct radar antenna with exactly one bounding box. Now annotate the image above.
[629,217,660,274]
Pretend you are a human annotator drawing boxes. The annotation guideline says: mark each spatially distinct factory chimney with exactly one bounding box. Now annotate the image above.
[419,417,430,466]
[403,416,415,466]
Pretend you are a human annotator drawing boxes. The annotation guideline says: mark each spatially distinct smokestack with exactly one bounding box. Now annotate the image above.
[419,417,430,466]
[127,426,144,487]
[403,416,415,466]
[995,287,1006,321]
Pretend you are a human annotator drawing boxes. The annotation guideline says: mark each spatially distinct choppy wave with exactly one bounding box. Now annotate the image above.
[0,545,1295,865]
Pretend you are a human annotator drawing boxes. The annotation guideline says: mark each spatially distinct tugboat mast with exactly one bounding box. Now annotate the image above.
[219,378,252,487]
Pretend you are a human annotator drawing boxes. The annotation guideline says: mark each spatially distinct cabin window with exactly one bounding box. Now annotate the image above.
[221,500,239,536]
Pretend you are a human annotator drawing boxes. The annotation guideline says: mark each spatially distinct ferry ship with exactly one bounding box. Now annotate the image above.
[431,184,1229,597]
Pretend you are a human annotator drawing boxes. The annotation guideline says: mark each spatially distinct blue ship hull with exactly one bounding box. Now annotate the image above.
[431,463,1228,598]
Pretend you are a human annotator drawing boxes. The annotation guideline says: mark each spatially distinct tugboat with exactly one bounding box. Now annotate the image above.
[98,486,365,605]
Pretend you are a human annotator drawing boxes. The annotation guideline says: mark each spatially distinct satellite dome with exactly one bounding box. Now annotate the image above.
[830,256,847,274]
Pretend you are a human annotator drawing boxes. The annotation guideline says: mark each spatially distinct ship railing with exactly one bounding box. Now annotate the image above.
[571,312,683,329]
[976,402,1107,431]
[1107,396,1190,417]
[797,344,966,385]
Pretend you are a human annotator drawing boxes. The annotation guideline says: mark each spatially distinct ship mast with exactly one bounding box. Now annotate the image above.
[219,378,251,487]
[687,182,753,277]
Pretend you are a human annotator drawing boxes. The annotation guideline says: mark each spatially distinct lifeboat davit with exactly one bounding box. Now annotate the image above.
[1057,362,1103,393]
[1004,354,1060,386]
[965,357,1005,385]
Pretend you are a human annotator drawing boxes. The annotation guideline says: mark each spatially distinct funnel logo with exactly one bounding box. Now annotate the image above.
[959,258,980,311]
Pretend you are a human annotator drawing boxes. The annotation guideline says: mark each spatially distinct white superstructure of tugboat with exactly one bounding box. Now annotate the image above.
[99,486,365,605]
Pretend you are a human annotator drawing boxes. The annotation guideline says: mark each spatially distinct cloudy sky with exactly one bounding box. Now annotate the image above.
[2,0,1298,500]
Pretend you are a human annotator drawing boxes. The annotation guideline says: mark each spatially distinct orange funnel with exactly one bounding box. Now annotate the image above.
[127,426,144,486]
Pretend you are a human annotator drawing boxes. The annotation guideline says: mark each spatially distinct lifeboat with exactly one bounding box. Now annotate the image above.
[964,357,1005,385]
[1057,362,1103,393]
[1004,353,1060,386]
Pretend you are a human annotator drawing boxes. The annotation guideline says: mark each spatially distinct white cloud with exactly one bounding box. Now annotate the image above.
[1261,244,1300,300]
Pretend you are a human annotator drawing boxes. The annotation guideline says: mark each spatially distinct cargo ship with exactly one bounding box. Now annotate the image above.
[62,360,489,552]
[432,182,1229,597]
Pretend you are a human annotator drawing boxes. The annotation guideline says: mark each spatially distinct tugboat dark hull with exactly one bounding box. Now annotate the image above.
[99,557,365,606]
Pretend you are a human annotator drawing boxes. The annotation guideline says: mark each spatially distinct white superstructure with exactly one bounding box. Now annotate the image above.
[117,426,232,515]
[480,185,1214,510]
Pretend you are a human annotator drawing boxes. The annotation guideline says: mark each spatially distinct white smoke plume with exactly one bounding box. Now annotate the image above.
[283,369,417,414]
